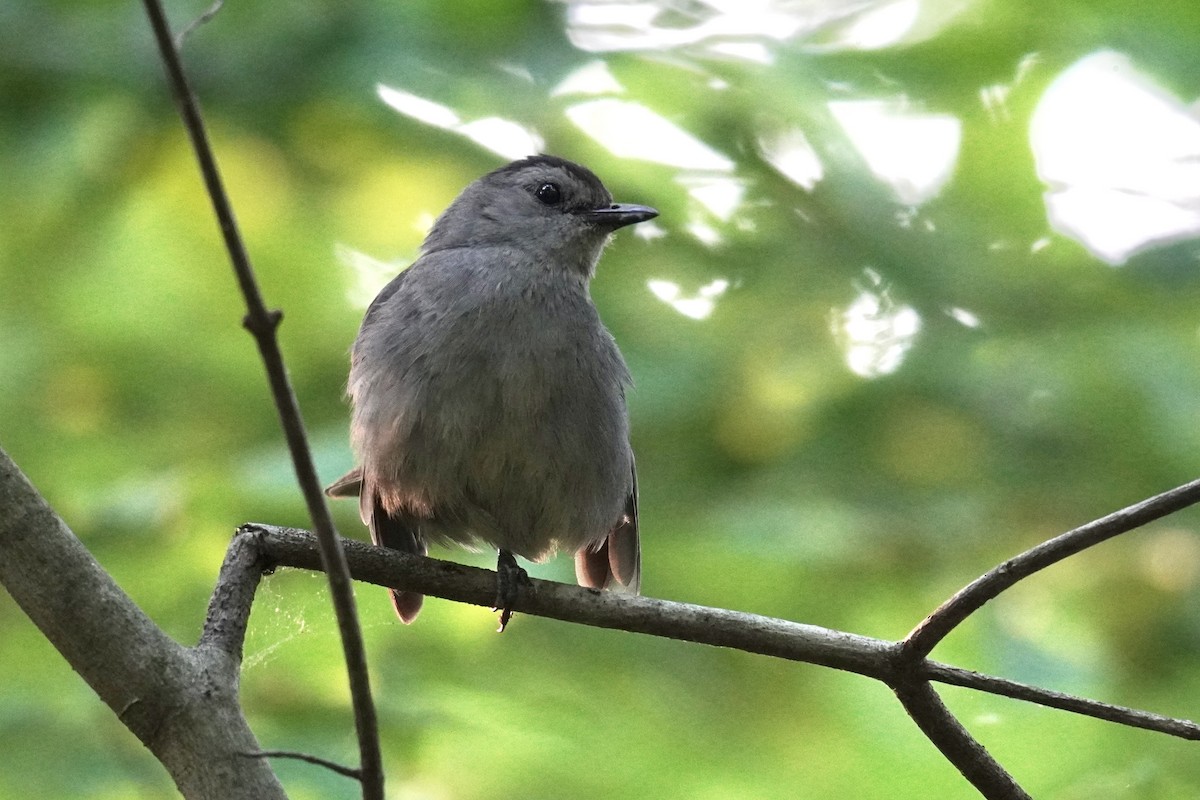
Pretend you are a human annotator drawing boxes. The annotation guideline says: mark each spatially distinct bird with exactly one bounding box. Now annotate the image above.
[325,155,656,627]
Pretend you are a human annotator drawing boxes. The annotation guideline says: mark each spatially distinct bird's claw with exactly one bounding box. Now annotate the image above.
[493,550,532,632]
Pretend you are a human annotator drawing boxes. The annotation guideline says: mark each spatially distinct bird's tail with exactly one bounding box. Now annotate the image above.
[325,468,427,623]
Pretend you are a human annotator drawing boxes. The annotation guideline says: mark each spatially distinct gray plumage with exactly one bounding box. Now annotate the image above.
[326,155,655,622]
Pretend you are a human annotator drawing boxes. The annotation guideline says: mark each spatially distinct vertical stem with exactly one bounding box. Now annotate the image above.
[139,2,384,796]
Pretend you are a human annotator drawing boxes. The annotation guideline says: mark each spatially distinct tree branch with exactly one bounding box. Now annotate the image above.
[246,750,362,781]
[0,447,286,799]
[904,476,1200,659]
[139,2,383,796]
[924,663,1200,740]
[8,432,1198,800]
[892,679,1031,800]
[244,523,1200,741]
[243,514,1200,798]
[199,525,270,659]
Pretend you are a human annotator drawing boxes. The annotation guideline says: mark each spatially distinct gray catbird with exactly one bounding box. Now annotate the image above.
[326,155,657,626]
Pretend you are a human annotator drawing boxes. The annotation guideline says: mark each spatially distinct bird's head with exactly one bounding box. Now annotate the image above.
[423,155,657,277]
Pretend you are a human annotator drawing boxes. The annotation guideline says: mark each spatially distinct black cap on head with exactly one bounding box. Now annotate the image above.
[487,154,608,194]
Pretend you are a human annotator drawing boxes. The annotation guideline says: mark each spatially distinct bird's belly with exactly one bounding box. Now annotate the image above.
[432,377,628,559]
[358,293,631,559]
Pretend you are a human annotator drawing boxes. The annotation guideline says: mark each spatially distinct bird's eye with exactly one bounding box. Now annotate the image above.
[534,182,562,205]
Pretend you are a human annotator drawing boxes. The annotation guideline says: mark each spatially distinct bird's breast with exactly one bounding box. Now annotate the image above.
[354,270,631,556]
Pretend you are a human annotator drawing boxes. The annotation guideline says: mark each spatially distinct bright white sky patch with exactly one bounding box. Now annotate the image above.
[566,98,734,171]
[834,270,921,377]
[377,84,543,160]
[648,278,731,319]
[829,99,962,205]
[707,41,774,63]
[336,245,402,309]
[551,60,625,97]
[562,0,968,58]
[458,118,543,160]
[565,0,804,57]
[676,174,746,220]
[685,221,723,247]
[376,85,460,128]
[1029,50,1200,265]
[945,306,981,328]
[633,220,668,241]
[834,0,920,49]
[758,128,825,190]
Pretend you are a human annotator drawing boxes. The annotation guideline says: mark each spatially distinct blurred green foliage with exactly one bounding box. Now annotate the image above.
[3,1,1200,798]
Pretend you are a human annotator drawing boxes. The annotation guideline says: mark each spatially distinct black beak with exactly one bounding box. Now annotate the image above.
[584,203,659,230]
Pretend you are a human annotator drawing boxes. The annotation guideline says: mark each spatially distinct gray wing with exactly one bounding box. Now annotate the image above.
[327,265,433,623]
[575,459,641,594]
[362,484,428,624]
[324,467,362,498]
[359,268,412,330]
[325,468,428,623]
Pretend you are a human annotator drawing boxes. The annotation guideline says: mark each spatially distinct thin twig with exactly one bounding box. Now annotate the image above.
[246,523,1200,740]
[139,4,383,797]
[244,750,362,781]
[904,476,1200,659]
[924,663,1200,740]
[174,0,224,50]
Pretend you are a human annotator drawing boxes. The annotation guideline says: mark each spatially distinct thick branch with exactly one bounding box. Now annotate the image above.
[199,527,270,659]
[0,447,285,799]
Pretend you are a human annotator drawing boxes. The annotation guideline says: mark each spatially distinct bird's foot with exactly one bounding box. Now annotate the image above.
[492,549,531,632]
